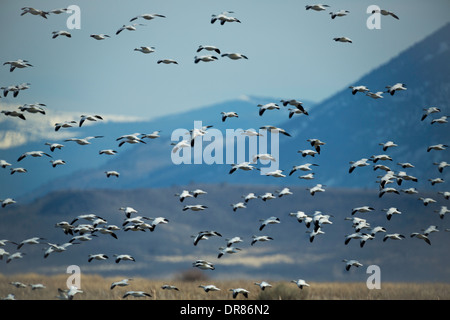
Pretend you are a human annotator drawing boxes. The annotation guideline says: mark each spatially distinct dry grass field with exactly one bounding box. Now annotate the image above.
[1,273,449,300]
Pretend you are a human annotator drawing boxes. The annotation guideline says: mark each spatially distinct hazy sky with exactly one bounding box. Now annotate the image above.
[1,0,449,121]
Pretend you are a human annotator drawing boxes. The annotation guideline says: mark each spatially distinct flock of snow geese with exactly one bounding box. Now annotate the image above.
[0,4,449,300]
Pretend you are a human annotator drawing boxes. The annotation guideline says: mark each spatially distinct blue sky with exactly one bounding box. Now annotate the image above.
[1,0,449,122]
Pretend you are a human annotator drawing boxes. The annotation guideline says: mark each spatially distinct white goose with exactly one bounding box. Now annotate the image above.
[123,291,152,299]
[410,233,431,245]
[382,207,401,220]
[257,103,280,116]
[64,136,103,146]
[88,253,109,262]
[260,125,291,136]
[218,246,242,259]
[306,184,325,196]
[90,34,110,40]
[372,9,399,20]
[79,114,103,127]
[221,111,239,122]
[366,91,384,99]
[221,53,248,60]
[333,37,353,43]
[134,46,156,54]
[3,59,33,72]
[0,160,12,168]
[291,279,310,289]
[254,281,272,291]
[116,23,146,35]
[232,202,247,212]
[229,162,258,174]
[289,163,319,176]
[20,7,49,19]
[342,259,363,271]
[229,288,249,299]
[194,55,218,64]
[351,206,375,215]
[17,150,52,162]
[199,284,220,293]
[330,10,350,19]
[197,45,221,54]
[421,107,441,121]
[1,198,16,208]
[114,254,135,263]
[130,13,166,22]
[427,144,448,152]
[305,4,330,11]
[259,216,280,231]
[111,278,133,290]
[383,233,405,242]
[182,204,208,212]
[435,206,449,219]
[349,158,371,173]
[6,252,25,263]
[251,235,273,246]
[52,30,71,39]
[386,83,406,95]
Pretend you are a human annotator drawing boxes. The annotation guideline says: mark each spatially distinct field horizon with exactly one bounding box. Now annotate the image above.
[1,273,449,300]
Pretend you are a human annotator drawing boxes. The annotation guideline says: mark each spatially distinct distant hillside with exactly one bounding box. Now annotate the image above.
[0,185,448,282]
[19,23,450,200]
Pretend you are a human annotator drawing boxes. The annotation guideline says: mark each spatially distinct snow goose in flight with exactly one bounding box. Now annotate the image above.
[105,170,120,178]
[194,55,218,64]
[157,59,178,64]
[306,228,325,242]
[232,202,247,212]
[264,169,286,178]
[421,107,441,121]
[110,278,133,290]
[351,206,375,216]
[218,246,242,259]
[253,153,276,163]
[372,9,399,20]
[171,139,190,153]
[229,288,249,299]
[6,252,25,263]
[130,13,166,22]
[193,260,215,270]
[259,192,276,201]
[10,167,27,175]
[221,111,239,122]
[183,204,208,212]
[427,144,448,152]
[260,125,291,136]
[123,291,152,299]
[240,129,263,137]
[306,184,325,196]
[277,187,293,197]
[161,285,179,291]
[371,154,393,163]
[349,158,371,173]
[342,259,363,271]
[0,239,17,247]
[90,34,110,40]
[296,173,314,182]
[379,141,398,151]
[17,151,52,162]
[386,83,406,95]
[79,114,103,127]
[50,159,66,168]
[401,187,418,195]
[435,206,450,219]
[349,85,369,95]
[382,207,401,220]
[1,198,16,208]
[330,10,350,19]
[289,211,310,225]
[291,279,310,289]
[289,163,318,176]
[64,136,103,146]
[19,103,46,115]
[175,190,193,202]
[20,7,50,19]
[438,191,450,200]
[211,12,241,25]
[141,131,161,139]
[383,233,405,242]
[307,138,326,154]
[298,149,318,157]
[429,178,444,186]
[192,189,207,198]
[117,134,146,147]
[3,59,33,72]
[0,160,12,168]
[430,115,448,124]
[1,83,30,98]
[366,91,384,99]
[281,99,308,114]
[199,284,220,293]
[305,4,330,11]
[221,53,248,60]
[197,45,221,54]
[44,242,77,258]
[52,30,71,39]
[45,142,64,152]
[333,37,352,43]
[379,187,400,198]
[344,232,364,245]
[251,235,273,246]
[147,217,169,232]
[17,237,46,249]
[192,230,222,246]
[1,110,26,120]
[410,232,431,245]
[259,216,280,231]
[116,23,146,35]
[370,226,387,237]
[226,236,243,247]
[229,162,258,174]
[134,46,156,54]
[99,149,117,155]
[254,281,272,291]
[242,193,257,203]
[257,103,280,116]
[114,254,135,263]
[0,248,10,260]
[88,253,109,262]
[29,283,46,290]
[54,120,77,131]
[71,213,104,225]
[288,108,308,118]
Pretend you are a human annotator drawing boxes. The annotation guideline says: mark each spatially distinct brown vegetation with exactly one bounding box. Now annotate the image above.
[1,273,449,300]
